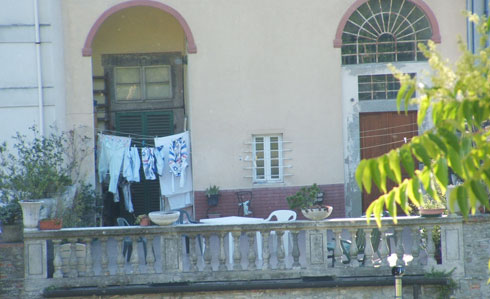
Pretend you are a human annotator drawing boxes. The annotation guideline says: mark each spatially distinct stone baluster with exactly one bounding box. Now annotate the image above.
[232,232,242,270]
[218,233,227,271]
[203,233,213,271]
[53,239,63,278]
[130,237,140,274]
[378,228,390,267]
[348,229,359,267]
[425,226,437,266]
[100,237,109,276]
[247,232,257,270]
[291,231,301,269]
[394,227,405,266]
[410,226,421,266]
[68,239,79,277]
[363,229,375,267]
[261,231,270,270]
[188,235,198,272]
[115,237,125,275]
[83,238,93,277]
[276,230,286,270]
[146,235,155,274]
[333,229,343,267]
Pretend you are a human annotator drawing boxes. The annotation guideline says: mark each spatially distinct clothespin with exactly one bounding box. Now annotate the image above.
[403,137,407,143]
[142,140,146,147]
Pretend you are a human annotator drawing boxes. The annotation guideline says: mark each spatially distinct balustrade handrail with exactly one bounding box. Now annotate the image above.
[23,215,463,240]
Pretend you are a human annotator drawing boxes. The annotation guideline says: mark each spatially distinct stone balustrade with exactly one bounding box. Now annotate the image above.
[23,216,464,294]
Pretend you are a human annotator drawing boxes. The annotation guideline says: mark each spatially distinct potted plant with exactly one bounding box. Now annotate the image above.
[205,185,220,207]
[419,194,446,217]
[135,214,151,226]
[0,127,74,229]
[39,195,66,230]
[0,200,23,242]
[287,183,333,221]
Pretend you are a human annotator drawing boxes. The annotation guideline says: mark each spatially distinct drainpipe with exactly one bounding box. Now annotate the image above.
[34,0,45,135]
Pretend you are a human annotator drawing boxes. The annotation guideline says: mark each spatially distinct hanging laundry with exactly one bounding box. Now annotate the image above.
[154,145,165,176]
[154,131,193,210]
[141,147,157,180]
[121,181,134,213]
[168,136,189,188]
[123,146,141,182]
[98,134,131,194]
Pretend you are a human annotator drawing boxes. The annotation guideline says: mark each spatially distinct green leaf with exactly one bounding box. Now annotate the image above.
[396,84,408,112]
[389,150,402,184]
[411,142,431,166]
[462,100,473,126]
[438,128,460,153]
[377,157,387,193]
[427,132,448,154]
[404,84,415,112]
[417,95,430,126]
[356,160,367,189]
[470,180,488,208]
[365,201,375,225]
[399,182,409,213]
[370,159,382,194]
[374,196,385,227]
[447,148,463,177]
[434,158,448,194]
[362,160,372,194]
[419,167,431,191]
[457,186,469,217]
[400,146,415,177]
[407,177,423,206]
[382,155,396,182]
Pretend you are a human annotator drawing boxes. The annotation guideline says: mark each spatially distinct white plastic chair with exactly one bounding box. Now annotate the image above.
[265,210,297,257]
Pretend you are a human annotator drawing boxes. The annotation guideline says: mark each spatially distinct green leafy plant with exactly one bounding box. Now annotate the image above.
[205,185,220,197]
[134,214,149,225]
[424,267,457,299]
[62,183,99,228]
[356,13,490,226]
[0,126,73,202]
[0,200,22,225]
[287,183,323,210]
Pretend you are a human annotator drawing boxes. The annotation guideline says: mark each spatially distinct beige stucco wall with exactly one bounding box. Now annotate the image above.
[60,0,466,192]
[91,6,185,76]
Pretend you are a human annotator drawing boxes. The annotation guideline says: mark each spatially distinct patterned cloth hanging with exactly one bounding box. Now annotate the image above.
[168,137,188,188]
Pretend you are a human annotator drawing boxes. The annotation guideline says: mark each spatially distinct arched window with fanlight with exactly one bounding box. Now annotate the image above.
[341,0,433,65]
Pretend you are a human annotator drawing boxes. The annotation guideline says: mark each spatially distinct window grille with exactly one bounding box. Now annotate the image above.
[341,0,432,65]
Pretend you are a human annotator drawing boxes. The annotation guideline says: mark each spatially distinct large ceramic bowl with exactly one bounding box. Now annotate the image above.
[301,206,333,221]
[148,211,180,226]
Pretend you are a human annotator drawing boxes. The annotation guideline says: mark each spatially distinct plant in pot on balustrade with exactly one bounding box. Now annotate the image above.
[286,183,333,221]
[0,199,23,242]
[205,185,220,207]
[0,127,74,229]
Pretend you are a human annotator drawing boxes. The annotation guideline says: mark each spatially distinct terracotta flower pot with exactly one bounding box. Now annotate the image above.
[39,219,62,230]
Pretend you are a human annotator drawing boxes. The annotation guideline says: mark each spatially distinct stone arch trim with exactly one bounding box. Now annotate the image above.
[82,0,197,56]
[333,0,441,48]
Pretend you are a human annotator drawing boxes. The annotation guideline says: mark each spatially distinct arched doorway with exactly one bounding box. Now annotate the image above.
[85,2,196,224]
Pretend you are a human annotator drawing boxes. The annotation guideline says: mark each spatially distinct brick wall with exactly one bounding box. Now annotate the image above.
[194,184,345,221]
[0,241,24,298]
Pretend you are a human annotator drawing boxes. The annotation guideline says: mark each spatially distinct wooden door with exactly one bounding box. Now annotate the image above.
[359,111,418,212]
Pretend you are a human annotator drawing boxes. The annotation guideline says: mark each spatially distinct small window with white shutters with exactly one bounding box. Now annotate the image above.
[252,135,283,183]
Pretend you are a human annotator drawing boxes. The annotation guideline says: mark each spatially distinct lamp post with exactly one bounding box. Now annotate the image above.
[392,265,405,299]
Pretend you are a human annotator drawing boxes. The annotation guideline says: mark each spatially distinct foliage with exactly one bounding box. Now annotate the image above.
[62,183,99,228]
[0,200,22,225]
[205,185,220,197]
[424,267,457,299]
[421,194,446,209]
[286,183,322,210]
[0,126,73,201]
[134,214,149,225]
[356,14,490,226]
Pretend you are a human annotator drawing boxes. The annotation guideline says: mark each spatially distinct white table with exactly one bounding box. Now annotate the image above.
[200,216,264,264]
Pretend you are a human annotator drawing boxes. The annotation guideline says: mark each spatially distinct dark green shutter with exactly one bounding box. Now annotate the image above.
[115,111,174,216]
